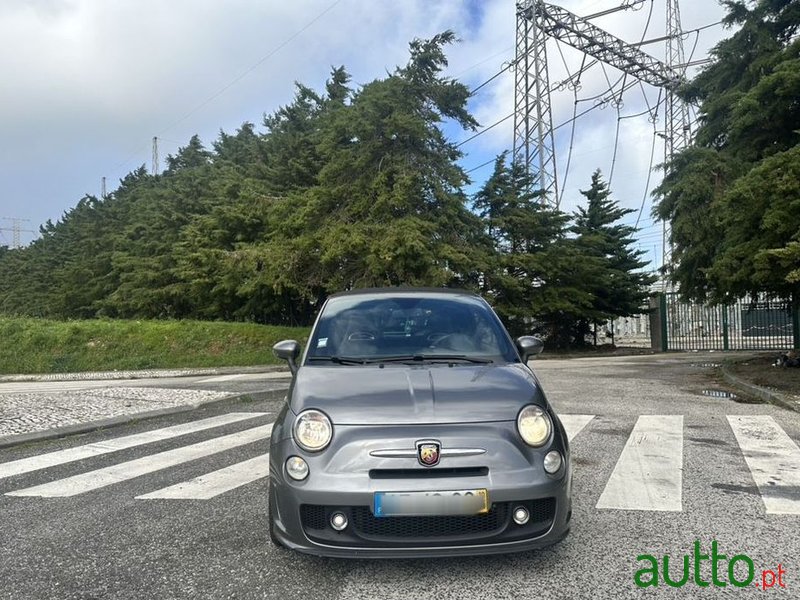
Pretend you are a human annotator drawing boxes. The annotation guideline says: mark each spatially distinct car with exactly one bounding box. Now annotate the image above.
[268,287,571,558]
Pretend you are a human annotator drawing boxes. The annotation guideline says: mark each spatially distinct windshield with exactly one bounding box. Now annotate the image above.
[305,292,517,363]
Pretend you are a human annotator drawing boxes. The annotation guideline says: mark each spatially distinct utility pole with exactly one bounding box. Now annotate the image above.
[152,136,159,175]
[0,217,35,249]
[101,176,107,199]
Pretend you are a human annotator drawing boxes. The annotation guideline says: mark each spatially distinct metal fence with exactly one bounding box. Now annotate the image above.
[657,293,800,351]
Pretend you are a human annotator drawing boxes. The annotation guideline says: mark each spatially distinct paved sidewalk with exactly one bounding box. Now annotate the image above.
[0,366,291,447]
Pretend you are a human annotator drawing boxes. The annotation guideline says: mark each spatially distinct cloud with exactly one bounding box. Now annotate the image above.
[0,0,730,259]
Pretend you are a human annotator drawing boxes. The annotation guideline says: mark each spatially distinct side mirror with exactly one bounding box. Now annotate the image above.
[516,335,544,362]
[273,339,301,375]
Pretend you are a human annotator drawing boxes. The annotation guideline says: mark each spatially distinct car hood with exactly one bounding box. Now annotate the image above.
[290,363,544,425]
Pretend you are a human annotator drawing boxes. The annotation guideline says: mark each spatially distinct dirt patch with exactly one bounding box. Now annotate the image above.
[728,353,800,398]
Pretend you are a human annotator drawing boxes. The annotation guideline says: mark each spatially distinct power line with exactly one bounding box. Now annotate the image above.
[557,54,585,206]
[583,0,647,20]
[465,156,500,175]
[609,0,654,188]
[156,0,343,139]
[469,62,515,97]
[631,20,724,48]
[111,0,343,174]
[456,113,514,148]
[635,90,663,229]
[459,60,641,150]
[454,46,515,78]
[0,217,35,249]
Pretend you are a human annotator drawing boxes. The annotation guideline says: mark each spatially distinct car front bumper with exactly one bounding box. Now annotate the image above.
[269,435,572,558]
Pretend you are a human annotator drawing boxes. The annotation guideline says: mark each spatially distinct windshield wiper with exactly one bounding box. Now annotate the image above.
[365,354,494,365]
[307,356,368,365]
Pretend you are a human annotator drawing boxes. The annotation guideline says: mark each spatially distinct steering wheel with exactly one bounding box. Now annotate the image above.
[347,331,376,341]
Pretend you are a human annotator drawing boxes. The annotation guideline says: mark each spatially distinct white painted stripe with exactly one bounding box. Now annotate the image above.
[195,374,248,383]
[727,416,800,515]
[6,424,273,497]
[0,412,267,480]
[559,414,594,442]
[596,415,683,512]
[136,454,269,500]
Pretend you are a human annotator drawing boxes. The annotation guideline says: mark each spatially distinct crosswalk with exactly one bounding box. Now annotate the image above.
[595,415,683,512]
[1,411,799,515]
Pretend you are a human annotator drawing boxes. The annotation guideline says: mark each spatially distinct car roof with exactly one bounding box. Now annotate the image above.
[327,287,480,299]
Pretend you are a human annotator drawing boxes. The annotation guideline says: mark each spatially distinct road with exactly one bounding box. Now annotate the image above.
[0,354,798,599]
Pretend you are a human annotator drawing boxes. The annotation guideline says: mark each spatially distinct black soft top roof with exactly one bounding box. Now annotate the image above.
[327,287,479,299]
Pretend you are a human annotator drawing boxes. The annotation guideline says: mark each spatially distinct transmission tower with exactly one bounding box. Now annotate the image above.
[662,0,690,282]
[0,217,34,249]
[513,0,691,268]
[513,2,558,204]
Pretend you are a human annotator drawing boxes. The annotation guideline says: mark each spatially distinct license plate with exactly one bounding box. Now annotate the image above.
[373,489,489,517]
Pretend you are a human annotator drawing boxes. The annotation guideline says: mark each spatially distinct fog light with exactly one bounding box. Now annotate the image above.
[544,450,562,474]
[512,506,530,525]
[330,512,348,531]
[285,456,309,481]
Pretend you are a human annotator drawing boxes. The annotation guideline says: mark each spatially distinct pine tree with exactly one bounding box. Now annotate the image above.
[473,154,605,344]
[573,171,656,342]
[655,0,800,303]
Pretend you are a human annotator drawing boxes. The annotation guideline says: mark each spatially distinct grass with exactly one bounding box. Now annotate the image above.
[0,317,310,374]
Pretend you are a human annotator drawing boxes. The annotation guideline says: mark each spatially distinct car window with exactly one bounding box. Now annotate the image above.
[306,294,516,362]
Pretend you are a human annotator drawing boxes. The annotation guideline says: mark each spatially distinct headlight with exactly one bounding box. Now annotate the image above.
[293,409,332,452]
[517,405,552,447]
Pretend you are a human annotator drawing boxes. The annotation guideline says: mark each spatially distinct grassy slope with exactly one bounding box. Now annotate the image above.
[0,318,309,374]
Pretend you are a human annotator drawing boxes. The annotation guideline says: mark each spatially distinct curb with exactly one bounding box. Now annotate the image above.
[0,365,289,383]
[0,386,289,450]
[720,362,800,414]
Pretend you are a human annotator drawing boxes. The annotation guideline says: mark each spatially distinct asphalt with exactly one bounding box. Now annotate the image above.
[0,353,798,599]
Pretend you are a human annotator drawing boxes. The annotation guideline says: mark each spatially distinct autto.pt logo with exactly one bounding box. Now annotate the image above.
[635,541,787,590]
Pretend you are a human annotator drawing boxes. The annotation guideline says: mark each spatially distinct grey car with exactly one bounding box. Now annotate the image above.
[268,288,571,558]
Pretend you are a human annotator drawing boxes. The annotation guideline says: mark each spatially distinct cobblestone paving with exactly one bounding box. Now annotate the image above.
[0,387,234,437]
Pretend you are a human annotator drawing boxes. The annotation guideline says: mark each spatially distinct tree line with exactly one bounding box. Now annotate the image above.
[0,31,654,347]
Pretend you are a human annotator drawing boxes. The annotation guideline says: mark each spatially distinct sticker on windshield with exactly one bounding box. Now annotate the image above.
[317,338,328,348]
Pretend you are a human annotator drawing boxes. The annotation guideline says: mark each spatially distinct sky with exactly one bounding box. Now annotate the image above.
[0,0,731,270]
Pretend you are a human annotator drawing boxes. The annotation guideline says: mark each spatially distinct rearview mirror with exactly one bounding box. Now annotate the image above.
[273,339,301,375]
[516,336,544,362]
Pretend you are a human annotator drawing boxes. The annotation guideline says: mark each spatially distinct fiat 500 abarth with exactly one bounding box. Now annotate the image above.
[269,288,571,557]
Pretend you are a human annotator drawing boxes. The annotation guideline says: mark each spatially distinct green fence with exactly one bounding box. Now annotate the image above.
[657,293,800,351]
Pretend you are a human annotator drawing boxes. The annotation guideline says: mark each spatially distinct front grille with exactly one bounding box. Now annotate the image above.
[528,497,556,523]
[300,504,327,530]
[369,467,488,479]
[351,504,506,539]
[299,498,556,547]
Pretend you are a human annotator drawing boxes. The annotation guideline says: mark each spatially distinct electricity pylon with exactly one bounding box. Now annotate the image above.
[513,0,691,234]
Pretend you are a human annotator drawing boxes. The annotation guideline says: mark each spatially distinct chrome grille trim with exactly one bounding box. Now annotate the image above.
[370,448,486,458]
